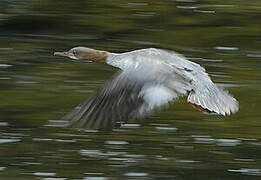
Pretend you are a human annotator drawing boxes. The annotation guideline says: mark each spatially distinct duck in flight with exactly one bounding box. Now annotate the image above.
[54,47,239,129]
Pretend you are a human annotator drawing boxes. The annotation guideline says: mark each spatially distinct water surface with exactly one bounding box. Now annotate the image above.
[0,1,261,179]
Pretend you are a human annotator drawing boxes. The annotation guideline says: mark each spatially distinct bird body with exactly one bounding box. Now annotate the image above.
[54,47,239,129]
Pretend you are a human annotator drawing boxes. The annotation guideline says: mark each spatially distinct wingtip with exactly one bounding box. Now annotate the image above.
[218,101,239,116]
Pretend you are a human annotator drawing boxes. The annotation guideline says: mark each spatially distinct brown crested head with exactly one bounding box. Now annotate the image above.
[54,47,108,62]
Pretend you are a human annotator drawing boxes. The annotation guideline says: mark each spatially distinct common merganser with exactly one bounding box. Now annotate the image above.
[54,47,239,129]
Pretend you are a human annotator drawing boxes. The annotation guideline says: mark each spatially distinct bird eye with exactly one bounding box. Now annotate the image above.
[72,50,77,55]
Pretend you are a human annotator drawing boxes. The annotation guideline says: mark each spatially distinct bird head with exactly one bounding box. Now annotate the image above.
[54,47,108,62]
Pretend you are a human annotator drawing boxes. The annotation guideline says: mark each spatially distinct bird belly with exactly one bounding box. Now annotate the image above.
[139,84,177,109]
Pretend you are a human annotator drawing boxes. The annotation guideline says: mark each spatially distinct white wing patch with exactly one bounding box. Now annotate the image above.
[139,84,178,109]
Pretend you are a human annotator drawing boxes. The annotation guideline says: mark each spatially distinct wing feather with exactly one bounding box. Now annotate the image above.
[186,71,239,115]
[63,70,176,129]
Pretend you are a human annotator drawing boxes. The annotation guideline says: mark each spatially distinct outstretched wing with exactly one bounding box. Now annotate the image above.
[63,69,178,130]
[159,49,239,115]
[186,70,239,115]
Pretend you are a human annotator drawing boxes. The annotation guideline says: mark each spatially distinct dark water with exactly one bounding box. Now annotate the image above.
[0,1,261,179]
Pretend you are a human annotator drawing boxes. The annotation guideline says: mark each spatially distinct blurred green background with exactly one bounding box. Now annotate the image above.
[0,0,260,179]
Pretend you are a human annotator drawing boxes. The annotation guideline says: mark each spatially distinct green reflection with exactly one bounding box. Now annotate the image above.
[0,0,261,179]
